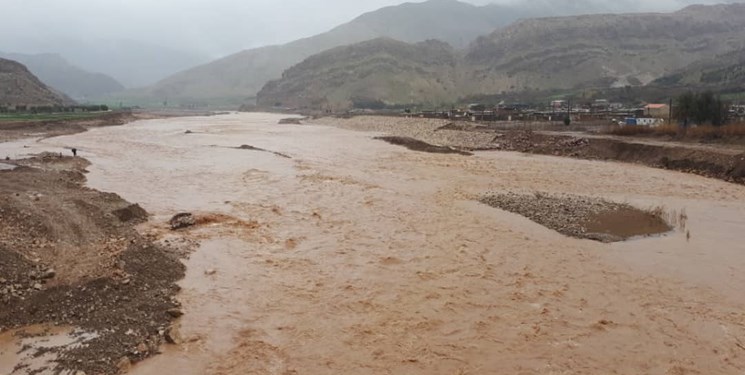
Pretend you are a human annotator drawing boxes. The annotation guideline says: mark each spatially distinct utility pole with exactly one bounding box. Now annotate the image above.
[669,97,673,125]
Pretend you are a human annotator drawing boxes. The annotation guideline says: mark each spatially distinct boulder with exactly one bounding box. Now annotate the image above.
[169,213,196,230]
[278,118,302,125]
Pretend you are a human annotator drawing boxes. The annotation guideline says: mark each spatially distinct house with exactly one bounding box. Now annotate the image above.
[625,117,662,127]
[551,100,566,110]
[591,99,610,112]
[644,103,670,118]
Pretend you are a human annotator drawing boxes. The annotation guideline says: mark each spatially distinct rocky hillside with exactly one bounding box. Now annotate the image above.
[254,3,745,110]
[257,38,458,109]
[652,48,745,91]
[0,58,74,107]
[461,3,745,96]
[0,52,124,100]
[140,0,514,105]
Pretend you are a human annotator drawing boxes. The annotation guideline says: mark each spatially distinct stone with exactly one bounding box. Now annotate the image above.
[116,356,132,372]
[40,269,56,279]
[165,325,183,345]
[166,308,184,318]
[169,213,196,230]
[136,342,149,354]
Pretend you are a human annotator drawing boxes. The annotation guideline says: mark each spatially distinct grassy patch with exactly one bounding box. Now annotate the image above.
[0,112,105,123]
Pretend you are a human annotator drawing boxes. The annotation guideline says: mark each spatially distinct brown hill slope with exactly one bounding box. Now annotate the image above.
[257,38,458,110]
[137,0,514,106]
[0,58,74,107]
[461,3,745,96]
[652,47,745,92]
[254,3,745,110]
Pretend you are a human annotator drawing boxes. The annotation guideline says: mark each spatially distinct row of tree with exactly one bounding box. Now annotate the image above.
[0,104,109,114]
[675,91,728,126]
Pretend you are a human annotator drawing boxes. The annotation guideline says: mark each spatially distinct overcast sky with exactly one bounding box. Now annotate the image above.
[0,0,738,58]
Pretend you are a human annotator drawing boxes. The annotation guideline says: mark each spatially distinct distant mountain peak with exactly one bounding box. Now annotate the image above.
[0,57,74,107]
[0,51,125,100]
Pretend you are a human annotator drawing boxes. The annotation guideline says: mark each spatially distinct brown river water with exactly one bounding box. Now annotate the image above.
[2,112,745,374]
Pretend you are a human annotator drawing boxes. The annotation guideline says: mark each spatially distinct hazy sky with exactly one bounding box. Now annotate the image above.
[0,0,738,58]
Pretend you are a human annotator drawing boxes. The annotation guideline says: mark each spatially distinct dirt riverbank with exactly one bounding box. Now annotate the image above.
[0,153,187,375]
[312,116,745,184]
[0,153,188,374]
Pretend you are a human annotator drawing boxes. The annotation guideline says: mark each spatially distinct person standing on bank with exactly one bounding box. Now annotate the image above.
[71,148,77,157]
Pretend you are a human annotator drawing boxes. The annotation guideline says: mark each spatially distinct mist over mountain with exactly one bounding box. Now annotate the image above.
[123,0,742,107]
[0,52,124,101]
[0,38,211,89]
[1,0,743,106]
[135,0,510,106]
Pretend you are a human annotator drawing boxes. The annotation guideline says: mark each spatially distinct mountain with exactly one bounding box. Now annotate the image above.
[257,3,745,110]
[652,48,745,91]
[139,0,513,106]
[461,3,745,96]
[0,58,74,107]
[257,38,458,109]
[0,52,124,101]
[1,38,211,89]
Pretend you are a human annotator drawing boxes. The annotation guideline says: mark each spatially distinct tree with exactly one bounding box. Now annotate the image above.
[675,91,728,127]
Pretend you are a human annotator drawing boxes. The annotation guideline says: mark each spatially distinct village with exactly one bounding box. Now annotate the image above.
[405,99,745,127]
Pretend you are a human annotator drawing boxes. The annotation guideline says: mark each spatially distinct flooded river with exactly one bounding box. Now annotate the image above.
[3,112,745,374]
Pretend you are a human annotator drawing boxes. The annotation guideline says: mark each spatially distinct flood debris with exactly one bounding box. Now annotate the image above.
[235,144,292,159]
[169,213,196,230]
[278,118,303,125]
[374,136,473,156]
[480,192,672,242]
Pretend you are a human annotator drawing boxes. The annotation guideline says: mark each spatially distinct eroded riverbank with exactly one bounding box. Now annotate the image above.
[2,113,745,374]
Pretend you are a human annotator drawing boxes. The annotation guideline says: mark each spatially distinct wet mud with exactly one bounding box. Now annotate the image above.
[375,136,473,155]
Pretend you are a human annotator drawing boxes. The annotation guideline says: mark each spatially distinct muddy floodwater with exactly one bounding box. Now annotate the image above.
[3,112,745,374]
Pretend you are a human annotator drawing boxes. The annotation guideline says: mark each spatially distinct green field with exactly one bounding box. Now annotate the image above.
[0,112,107,123]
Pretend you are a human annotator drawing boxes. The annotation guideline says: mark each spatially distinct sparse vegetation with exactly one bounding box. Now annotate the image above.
[608,123,745,139]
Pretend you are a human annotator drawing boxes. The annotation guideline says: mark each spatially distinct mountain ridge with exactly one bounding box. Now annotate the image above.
[0,52,124,101]
[257,3,745,110]
[133,0,516,106]
[0,58,75,107]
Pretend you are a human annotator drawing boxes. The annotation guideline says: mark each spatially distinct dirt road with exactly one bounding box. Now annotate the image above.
[2,112,745,374]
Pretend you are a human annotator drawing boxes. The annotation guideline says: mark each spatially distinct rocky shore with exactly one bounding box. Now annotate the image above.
[480,192,672,242]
